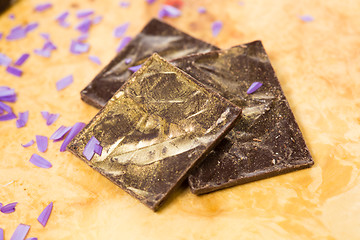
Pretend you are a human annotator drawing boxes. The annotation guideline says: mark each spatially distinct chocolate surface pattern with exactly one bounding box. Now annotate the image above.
[172,41,314,194]
[81,18,219,108]
[68,54,242,210]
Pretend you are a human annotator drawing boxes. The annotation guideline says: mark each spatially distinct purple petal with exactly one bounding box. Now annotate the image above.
[6,66,23,77]
[16,111,29,128]
[113,22,130,38]
[14,53,30,66]
[246,82,263,94]
[94,144,103,156]
[158,5,181,18]
[34,2,52,12]
[0,88,15,98]
[50,125,71,140]
[39,32,50,40]
[197,6,206,14]
[36,135,48,152]
[22,139,35,147]
[6,26,26,41]
[119,1,130,8]
[0,32,2,40]
[37,202,53,227]
[56,75,73,91]
[0,203,2,208]
[46,113,59,126]
[0,112,17,121]
[212,20,223,37]
[0,101,13,112]
[89,55,101,65]
[299,14,314,22]
[0,228,3,240]
[125,58,132,64]
[60,122,86,152]
[0,202,18,214]
[25,238,38,240]
[10,224,30,240]
[9,13,15,19]
[75,19,92,33]
[116,36,132,52]
[83,136,100,160]
[70,40,90,54]
[76,9,94,18]
[92,15,103,24]
[128,64,142,72]
[0,94,16,102]
[41,111,49,120]
[29,154,52,168]
[0,53,12,66]
[34,49,51,58]
[24,22,39,33]
[146,0,156,4]
[55,11,69,22]
[43,41,57,51]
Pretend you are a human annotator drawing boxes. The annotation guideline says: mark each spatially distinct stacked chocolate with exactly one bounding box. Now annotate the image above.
[68,18,313,211]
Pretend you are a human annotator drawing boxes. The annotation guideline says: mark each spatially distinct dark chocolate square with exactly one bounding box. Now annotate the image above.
[68,54,242,210]
[81,18,219,108]
[172,41,314,194]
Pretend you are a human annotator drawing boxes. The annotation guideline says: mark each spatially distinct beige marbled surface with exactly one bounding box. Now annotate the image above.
[1,0,360,239]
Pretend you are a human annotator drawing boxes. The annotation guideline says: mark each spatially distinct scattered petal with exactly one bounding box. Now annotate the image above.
[14,53,30,66]
[55,11,69,22]
[0,202,18,214]
[22,139,35,147]
[0,112,17,121]
[0,88,15,99]
[212,20,223,37]
[0,228,3,240]
[128,64,142,72]
[92,15,103,24]
[47,114,59,125]
[6,66,23,77]
[116,36,132,52]
[146,0,156,4]
[70,40,90,54]
[197,6,206,14]
[6,26,26,41]
[60,122,86,152]
[158,5,181,18]
[29,154,52,168]
[113,22,130,38]
[0,101,13,112]
[24,22,39,33]
[89,55,101,65]
[36,135,48,152]
[39,32,50,40]
[299,14,314,22]
[16,111,29,128]
[56,75,73,91]
[0,53,12,66]
[93,144,103,156]
[83,136,100,160]
[9,13,15,19]
[76,19,92,33]
[246,82,263,94]
[37,202,53,227]
[50,125,71,141]
[34,49,51,58]
[119,1,130,7]
[41,111,49,120]
[125,58,132,64]
[34,2,52,12]
[10,224,30,240]
[43,41,57,51]
[76,9,94,18]
[25,238,38,240]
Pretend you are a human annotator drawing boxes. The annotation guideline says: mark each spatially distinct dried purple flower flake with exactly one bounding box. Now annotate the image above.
[246,82,263,94]
[113,22,130,38]
[119,1,130,8]
[0,228,3,240]
[76,9,94,18]
[83,136,101,160]
[50,125,71,141]
[6,66,23,77]
[146,0,156,4]
[197,6,206,14]
[0,112,17,121]
[34,49,51,58]
[39,32,50,40]
[37,202,53,227]
[36,135,48,152]
[0,202,18,214]
[14,53,30,66]
[89,55,101,65]
[125,58,131,64]
[299,14,314,22]
[0,102,13,113]
[76,19,92,33]
[60,122,86,152]
[6,26,26,41]
[116,36,132,52]
[0,88,15,99]
[22,139,35,147]
[29,154,52,168]
[10,224,30,240]
[56,75,73,91]
[212,20,223,37]
[16,111,29,128]
[34,2,52,12]
[92,15,103,24]
[93,143,103,156]
[128,64,142,72]
[25,22,39,33]
[158,5,181,18]
[41,111,59,125]
[9,14,15,19]
[25,238,38,240]
[0,53,12,66]
[55,11,69,22]
[70,40,90,54]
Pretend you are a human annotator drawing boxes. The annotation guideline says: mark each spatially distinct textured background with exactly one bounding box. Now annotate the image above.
[1,0,360,239]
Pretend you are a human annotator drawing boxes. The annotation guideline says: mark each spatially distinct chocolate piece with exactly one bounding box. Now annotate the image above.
[172,41,314,194]
[81,18,219,108]
[68,54,242,211]
[0,0,16,14]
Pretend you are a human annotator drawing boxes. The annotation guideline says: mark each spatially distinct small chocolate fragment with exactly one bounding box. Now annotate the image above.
[81,18,219,108]
[172,41,314,194]
[68,54,241,211]
[0,0,16,14]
